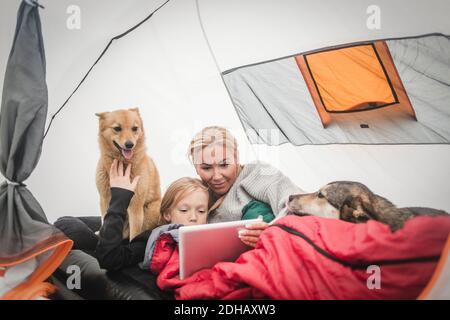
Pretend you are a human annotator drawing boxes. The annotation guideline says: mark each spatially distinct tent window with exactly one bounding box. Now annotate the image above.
[295,41,416,127]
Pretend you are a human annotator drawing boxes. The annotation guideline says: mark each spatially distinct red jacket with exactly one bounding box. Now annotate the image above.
[147,215,450,299]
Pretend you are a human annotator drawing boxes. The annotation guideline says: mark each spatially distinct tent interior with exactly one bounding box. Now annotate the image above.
[0,0,449,300]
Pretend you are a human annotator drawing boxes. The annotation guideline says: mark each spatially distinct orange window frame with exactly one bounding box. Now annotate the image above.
[295,41,417,128]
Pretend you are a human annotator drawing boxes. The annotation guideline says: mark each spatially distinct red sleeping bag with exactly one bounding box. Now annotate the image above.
[147,215,450,299]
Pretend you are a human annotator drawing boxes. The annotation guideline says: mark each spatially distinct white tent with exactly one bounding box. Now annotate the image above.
[1,0,449,298]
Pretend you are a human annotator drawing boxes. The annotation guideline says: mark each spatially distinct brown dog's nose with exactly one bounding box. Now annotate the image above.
[125,141,134,149]
[289,195,295,202]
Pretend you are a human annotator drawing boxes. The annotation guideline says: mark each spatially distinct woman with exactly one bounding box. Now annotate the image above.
[187,126,303,247]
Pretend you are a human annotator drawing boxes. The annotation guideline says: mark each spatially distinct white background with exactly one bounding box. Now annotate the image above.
[1,0,449,222]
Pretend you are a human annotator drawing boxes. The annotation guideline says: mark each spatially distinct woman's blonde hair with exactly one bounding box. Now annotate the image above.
[187,126,238,165]
[159,177,209,224]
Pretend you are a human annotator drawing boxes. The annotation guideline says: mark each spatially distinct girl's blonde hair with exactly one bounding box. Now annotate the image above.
[159,177,209,224]
[187,126,238,165]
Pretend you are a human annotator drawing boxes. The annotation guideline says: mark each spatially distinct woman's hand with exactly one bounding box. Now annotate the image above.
[238,220,269,248]
[109,159,141,192]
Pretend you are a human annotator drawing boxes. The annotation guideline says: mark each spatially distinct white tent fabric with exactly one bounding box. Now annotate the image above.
[0,0,449,230]
[203,0,450,71]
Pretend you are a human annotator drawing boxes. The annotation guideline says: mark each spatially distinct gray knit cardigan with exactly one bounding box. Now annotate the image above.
[208,161,304,223]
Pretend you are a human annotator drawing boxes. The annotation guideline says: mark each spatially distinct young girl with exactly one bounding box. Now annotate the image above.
[141,179,276,276]
[158,177,209,226]
[140,177,210,271]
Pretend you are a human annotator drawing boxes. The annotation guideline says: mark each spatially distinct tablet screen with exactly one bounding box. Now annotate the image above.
[179,218,262,279]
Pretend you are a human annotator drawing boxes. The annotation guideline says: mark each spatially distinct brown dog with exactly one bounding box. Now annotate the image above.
[287,181,447,231]
[95,108,161,240]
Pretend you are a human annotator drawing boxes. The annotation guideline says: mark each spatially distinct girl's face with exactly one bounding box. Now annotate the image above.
[164,189,209,226]
[194,144,239,196]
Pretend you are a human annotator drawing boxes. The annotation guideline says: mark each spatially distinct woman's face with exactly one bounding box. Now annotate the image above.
[164,189,209,226]
[194,144,239,196]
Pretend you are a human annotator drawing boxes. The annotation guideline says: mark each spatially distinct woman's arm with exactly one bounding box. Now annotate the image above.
[239,162,304,247]
[242,162,303,216]
[94,160,147,270]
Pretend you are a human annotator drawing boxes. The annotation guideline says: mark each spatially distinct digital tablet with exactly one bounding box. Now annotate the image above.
[179,218,262,279]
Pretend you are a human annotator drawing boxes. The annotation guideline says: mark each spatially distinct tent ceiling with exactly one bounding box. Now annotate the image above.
[201,0,450,71]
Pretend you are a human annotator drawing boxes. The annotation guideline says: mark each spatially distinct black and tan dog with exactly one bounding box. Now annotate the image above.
[287,181,447,231]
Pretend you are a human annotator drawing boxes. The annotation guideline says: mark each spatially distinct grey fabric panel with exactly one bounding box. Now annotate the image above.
[1,4,48,182]
[388,36,450,141]
[224,59,321,145]
[223,34,450,145]
[0,2,62,259]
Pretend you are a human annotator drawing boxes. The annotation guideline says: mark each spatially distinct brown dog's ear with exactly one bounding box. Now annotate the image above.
[95,112,109,119]
[340,196,371,223]
[354,196,377,221]
[353,202,370,219]
[129,107,140,114]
